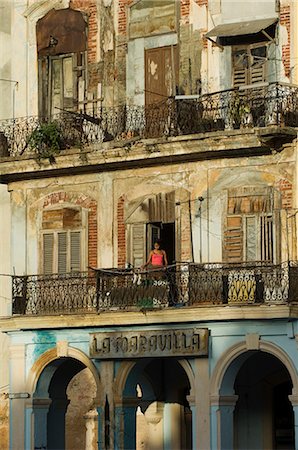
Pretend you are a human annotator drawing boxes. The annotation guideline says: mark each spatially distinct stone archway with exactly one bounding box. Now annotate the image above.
[210,340,298,450]
[27,346,102,450]
[116,358,193,450]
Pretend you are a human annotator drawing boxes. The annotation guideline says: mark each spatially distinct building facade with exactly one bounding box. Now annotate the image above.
[0,0,298,449]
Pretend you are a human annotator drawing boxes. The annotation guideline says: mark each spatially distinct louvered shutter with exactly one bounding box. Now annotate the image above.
[131,223,146,268]
[260,215,273,262]
[233,49,248,88]
[43,233,54,274]
[245,216,257,261]
[70,231,81,272]
[58,232,67,274]
[224,216,243,262]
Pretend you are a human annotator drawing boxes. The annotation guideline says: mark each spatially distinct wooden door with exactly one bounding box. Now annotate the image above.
[145,45,178,106]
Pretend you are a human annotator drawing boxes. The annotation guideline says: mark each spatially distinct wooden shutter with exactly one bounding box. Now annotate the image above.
[260,215,273,262]
[131,224,146,268]
[232,49,249,88]
[43,233,54,274]
[70,231,81,272]
[245,216,257,261]
[62,56,74,110]
[233,44,267,87]
[58,232,67,274]
[224,216,243,262]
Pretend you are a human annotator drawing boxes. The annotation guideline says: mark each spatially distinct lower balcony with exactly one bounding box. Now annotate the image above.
[11,261,298,316]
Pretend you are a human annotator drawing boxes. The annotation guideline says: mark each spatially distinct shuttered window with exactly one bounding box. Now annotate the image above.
[224,214,274,263]
[232,44,268,88]
[42,230,82,274]
[130,223,147,268]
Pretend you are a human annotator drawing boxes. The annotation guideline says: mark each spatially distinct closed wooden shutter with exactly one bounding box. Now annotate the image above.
[245,216,257,261]
[131,223,146,268]
[260,215,273,262]
[58,232,67,274]
[43,233,54,274]
[232,44,267,88]
[70,231,81,272]
[224,216,243,262]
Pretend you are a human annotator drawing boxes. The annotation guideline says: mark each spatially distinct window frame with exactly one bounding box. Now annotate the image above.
[40,207,88,275]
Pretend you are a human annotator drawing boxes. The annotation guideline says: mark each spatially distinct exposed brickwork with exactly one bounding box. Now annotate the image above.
[276,179,293,209]
[70,0,98,64]
[117,196,126,267]
[280,6,291,78]
[118,0,133,35]
[43,192,98,268]
[195,0,208,6]
[180,0,190,23]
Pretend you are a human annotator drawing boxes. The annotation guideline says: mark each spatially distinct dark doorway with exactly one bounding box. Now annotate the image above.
[160,222,175,265]
[273,381,295,449]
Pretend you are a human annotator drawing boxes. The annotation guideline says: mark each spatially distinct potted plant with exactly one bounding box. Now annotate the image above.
[28,121,64,163]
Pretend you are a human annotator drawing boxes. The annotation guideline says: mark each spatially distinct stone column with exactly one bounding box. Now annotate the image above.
[114,403,124,450]
[194,358,210,450]
[32,398,51,450]
[211,395,238,450]
[289,394,298,450]
[145,401,164,450]
[122,400,137,450]
[85,408,98,450]
[9,344,27,450]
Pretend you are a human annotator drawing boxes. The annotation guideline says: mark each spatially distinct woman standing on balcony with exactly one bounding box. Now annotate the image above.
[142,239,168,270]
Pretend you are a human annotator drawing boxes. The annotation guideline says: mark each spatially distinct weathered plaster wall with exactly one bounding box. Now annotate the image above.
[8,142,296,272]
[0,1,12,120]
[0,184,10,450]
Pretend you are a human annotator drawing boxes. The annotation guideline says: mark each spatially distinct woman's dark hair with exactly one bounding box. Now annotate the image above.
[154,239,162,246]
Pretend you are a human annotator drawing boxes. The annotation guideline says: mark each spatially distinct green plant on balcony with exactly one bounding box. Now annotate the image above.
[28,121,63,163]
[229,94,251,129]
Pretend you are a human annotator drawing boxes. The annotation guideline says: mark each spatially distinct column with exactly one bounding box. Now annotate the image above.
[145,401,164,450]
[215,395,238,450]
[85,408,99,450]
[32,398,51,450]
[289,395,298,450]
[194,358,211,450]
[9,344,27,450]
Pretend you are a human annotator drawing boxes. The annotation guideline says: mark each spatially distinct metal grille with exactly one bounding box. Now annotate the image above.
[11,261,296,316]
[1,83,297,157]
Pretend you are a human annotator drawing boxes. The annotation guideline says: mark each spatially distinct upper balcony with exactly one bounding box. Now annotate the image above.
[0,83,297,169]
[10,261,298,321]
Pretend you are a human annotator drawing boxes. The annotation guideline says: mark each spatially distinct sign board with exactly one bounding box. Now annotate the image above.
[90,328,209,359]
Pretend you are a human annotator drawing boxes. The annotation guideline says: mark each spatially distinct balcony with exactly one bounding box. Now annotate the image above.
[11,261,298,316]
[1,83,297,158]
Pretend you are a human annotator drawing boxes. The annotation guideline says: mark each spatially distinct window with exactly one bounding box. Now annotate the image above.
[223,189,277,263]
[232,43,268,87]
[41,208,86,274]
[36,9,87,117]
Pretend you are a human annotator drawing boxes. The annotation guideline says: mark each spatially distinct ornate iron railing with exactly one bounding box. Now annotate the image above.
[1,83,297,157]
[11,261,298,315]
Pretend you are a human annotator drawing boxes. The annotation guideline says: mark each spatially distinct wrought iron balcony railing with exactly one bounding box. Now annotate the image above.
[1,82,297,157]
[11,261,298,316]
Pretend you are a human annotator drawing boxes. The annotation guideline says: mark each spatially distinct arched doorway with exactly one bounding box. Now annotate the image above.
[212,346,297,450]
[234,352,294,450]
[33,357,98,450]
[122,358,192,450]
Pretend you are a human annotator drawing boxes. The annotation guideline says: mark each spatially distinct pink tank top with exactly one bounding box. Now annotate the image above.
[151,253,164,266]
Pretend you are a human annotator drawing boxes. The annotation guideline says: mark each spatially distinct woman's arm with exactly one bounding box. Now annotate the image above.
[163,250,168,267]
[142,251,153,268]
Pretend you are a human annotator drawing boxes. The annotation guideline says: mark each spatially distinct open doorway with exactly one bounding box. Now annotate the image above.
[148,222,175,265]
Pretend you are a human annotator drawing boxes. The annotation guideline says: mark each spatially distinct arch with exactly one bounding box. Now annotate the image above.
[114,361,136,404]
[178,359,195,399]
[210,340,298,400]
[26,345,103,405]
